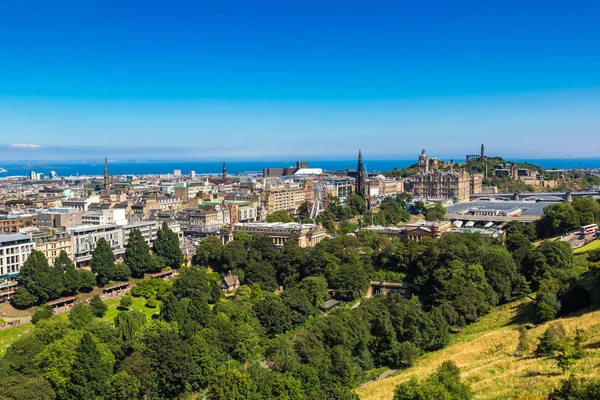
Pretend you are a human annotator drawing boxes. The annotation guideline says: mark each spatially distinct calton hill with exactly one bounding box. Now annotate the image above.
[0,190,599,399]
[385,155,600,193]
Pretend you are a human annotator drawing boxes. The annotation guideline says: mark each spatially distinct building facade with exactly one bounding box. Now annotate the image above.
[31,230,73,266]
[220,222,327,248]
[260,184,306,213]
[68,224,125,266]
[0,233,34,302]
[405,169,481,203]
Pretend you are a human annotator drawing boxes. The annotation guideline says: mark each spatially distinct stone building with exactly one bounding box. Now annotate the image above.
[219,222,327,248]
[405,169,481,203]
[260,184,306,214]
[31,229,73,266]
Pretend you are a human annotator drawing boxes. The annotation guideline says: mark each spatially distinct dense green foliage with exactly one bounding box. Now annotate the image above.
[15,250,97,308]
[152,222,183,269]
[124,229,152,278]
[90,238,116,285]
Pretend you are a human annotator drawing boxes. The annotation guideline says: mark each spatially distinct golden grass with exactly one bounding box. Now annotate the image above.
[356,299,600,400]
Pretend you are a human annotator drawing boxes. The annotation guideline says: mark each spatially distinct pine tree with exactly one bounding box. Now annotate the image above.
[54,250,80,295]
[90,238,115,286]
[124,229,152,278]
[153,222,183,269]
[66,332,112,399]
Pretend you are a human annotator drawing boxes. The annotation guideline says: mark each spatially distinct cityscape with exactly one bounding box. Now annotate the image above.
[1,1,600,400]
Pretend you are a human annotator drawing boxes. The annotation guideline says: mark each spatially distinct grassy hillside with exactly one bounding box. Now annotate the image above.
[356,298,600,400]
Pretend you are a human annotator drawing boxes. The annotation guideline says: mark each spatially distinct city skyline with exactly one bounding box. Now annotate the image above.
[1,1,600,160]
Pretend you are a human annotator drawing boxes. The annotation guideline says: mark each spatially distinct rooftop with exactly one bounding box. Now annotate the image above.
[0,233,32,244]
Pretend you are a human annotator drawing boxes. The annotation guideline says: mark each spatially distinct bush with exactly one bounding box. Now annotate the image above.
[120,294,133,309]
[31,305,54,324]
[145,296,158,308]
[535,323,567,357]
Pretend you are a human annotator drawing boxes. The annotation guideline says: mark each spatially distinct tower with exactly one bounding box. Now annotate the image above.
[104,157,110,191]
[356,150,366,198]
[480,144,485,160]
[418,149,429,173]
[222,162,227,180]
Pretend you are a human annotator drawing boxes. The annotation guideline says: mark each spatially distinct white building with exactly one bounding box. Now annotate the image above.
[61,195,101,211]
[0,233,35,302]
[122,220,159,247]
[67,224,125,266]
[82,208,128,226]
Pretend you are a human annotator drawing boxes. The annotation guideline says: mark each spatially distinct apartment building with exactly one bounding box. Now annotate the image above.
[30,230,73,266]
[0,233,34,302]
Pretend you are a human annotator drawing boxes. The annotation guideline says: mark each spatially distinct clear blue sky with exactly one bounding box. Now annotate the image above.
[1,0,599,161]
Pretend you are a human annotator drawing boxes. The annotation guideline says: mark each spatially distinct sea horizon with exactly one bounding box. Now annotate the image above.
[1,157,599,177]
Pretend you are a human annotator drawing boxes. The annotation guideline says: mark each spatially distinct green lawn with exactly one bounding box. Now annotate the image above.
[103,296,161,321]
[574,239,600,254]
[0,295,160,357]
[0,323,32,356]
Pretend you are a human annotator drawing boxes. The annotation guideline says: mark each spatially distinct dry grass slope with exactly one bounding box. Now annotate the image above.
[356,299,600,400]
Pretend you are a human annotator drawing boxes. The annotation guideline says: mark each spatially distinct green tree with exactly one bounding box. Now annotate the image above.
[112,263,132,281]
[556,343,577,373]
[19,250,61,304]
[572,197,600,226]
[193,236,223,267]
[0,376,56,400]
[90,238,116,285]
[54,250,80,296]
[66,332,113,400]
[206,369,256,400]
[266,209,295,223]
[120,294,133,309]
[77,270,96,292]
[11,287,36,309]
[535,323,567,357]
[107,371,141,400]
[32,305,54,324]
[346,194,367,216]
[425,203,447,221]
[68,303,94,329]
[153,221,183,269]
[90,295,108,317]
[253,294,294,337]
[537,203,579,238]
[124,229,152,278]
[114,310,147,342]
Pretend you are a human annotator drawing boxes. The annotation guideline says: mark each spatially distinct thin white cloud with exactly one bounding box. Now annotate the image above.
[10,144,43,149]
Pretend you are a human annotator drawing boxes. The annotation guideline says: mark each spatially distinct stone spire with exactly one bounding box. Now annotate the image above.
[104,157,110,191]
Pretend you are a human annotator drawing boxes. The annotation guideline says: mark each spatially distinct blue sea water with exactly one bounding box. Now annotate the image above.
[0,158,599,177]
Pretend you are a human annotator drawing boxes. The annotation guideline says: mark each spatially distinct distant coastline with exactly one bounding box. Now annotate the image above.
[1,158,599,177]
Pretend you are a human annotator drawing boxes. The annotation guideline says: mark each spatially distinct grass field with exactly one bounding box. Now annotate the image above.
[0,295,160,357]
[574,239,600,254]
[356,299,600,400]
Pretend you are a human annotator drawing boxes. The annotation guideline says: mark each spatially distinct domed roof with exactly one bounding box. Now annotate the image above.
[62,189,73,198]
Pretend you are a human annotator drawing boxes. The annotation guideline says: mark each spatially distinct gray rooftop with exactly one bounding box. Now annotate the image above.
[447,200,557,217]
[0,233,32,244]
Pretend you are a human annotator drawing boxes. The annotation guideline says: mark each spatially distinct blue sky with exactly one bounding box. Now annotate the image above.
[0,0,599,161]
